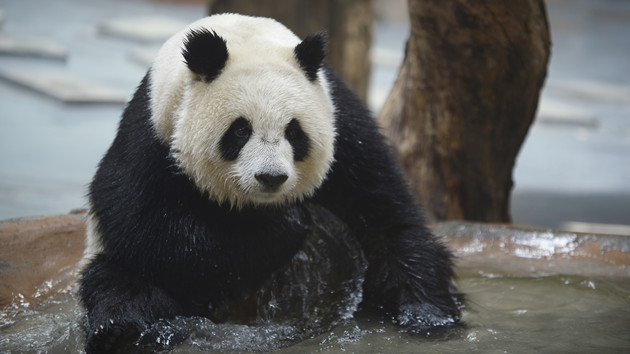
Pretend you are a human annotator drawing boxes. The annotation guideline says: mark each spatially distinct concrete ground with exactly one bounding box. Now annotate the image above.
[0,0,628,234]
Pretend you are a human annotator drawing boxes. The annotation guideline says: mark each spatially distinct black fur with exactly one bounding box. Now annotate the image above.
[285,118,310,161]
[219,117,252,161]
[294,32,326,81]
[80,43,460,352]
[314,66,460,325]
[82,75,310,352]
[183,29,228,82]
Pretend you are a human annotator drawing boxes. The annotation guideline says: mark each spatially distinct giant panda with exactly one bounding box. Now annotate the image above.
[79,13,461,352]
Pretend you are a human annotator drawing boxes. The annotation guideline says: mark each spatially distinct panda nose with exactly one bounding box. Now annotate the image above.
[255,173,288,189]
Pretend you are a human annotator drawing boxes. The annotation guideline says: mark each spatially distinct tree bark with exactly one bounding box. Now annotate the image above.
[377,0,551,222]
[208,0,373,103]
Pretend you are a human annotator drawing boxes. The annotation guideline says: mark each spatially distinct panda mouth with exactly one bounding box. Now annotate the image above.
[260,185,283,193]
[249,191,286,204]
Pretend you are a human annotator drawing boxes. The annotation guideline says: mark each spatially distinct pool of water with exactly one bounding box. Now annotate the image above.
[1,271,628,353]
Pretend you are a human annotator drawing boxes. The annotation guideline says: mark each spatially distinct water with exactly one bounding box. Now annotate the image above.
[1,273,629,353]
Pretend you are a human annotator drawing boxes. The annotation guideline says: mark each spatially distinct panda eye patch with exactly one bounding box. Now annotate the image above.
[285,118,310,161]
[220,117,252,161]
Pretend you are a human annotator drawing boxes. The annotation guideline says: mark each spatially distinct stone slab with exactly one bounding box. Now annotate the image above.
[0,70,126,104]
[536,112,599,128]
[547,79,630,105]
[127,46,159,67]
[99,16,189,43]
[560,221,630,236]
[0,35,68,60]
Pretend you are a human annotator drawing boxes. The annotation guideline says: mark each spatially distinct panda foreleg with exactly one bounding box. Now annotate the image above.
[314,97,461,330]
[329,177,460,330]
[320,175,461,331]
[359,226,461,331]
[79,254,182,353]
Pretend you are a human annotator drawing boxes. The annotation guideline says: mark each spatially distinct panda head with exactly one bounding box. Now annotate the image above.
[150,15,336,207]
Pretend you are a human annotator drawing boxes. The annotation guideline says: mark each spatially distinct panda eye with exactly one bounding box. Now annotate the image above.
[285,118,309,161]
[234,125,251,138]
[285,127,297,140]
[220,117,252,161]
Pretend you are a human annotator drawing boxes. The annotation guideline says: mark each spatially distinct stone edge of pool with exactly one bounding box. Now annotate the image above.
[1,212,628,317]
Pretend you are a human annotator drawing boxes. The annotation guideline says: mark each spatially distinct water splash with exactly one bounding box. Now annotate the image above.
[0,203,368,352]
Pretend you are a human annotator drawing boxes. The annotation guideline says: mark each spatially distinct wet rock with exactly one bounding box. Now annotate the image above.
[0,213,85,312]
[434,221,630,278]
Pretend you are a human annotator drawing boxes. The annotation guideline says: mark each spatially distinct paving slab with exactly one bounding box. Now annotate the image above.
[560,221,630,236]
[0,35,68,60]
[536,97,600,128]
[127,46,159,67]
[0,70,126,104]
[99,16,189,43]
[546,79,630,105]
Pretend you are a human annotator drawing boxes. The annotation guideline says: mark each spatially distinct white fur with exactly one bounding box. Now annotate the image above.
[150,14,336,207]
[78,209,104,270]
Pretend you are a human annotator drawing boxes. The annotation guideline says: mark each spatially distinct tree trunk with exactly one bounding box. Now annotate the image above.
[208,0,373,103]
[377,0,551,222]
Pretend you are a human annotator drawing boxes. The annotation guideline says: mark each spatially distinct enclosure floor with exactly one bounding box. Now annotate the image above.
[0,0,629,234]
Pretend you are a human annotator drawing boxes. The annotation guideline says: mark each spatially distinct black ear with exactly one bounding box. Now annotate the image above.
[182,29,228,82]
[294,31,327,81]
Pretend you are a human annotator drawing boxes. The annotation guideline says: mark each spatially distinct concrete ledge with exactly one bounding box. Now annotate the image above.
[0,35,68,60]
[0,70,127,104]
[99,16,189,43]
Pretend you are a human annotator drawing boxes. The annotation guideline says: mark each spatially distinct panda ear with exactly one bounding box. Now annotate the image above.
[182,29,228,82]
[294,31,327,81]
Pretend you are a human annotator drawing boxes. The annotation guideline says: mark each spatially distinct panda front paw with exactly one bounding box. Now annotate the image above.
[85,318,141,354]
[393,303,459,333]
